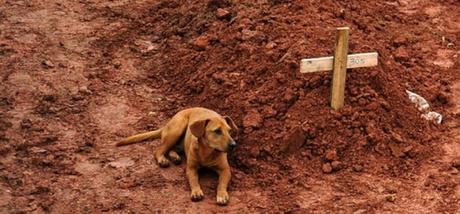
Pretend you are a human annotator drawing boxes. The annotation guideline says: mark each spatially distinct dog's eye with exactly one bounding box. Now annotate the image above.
[214,129,222,135]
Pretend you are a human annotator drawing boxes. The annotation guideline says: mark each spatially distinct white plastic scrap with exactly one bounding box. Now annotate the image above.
[421,112,443,124]
[406,90,430,111]
[405,90,443,124]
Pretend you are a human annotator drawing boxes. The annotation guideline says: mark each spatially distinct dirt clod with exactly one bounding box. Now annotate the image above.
[353,165,364,172]
[42,60,54,69]
[282,127,306,154]
[241,29,258,41]
[20,119,32,129]
[322,163,333,174]
[452,160,460,169]
[324,150,338,161]
[394,47,410,62]
[215,8,231,19]
[385,194,397,202]
[79,86,92,95]
[331,161,342,171]
[243,110,263,129]
[134,40,159,54]
[193,35,210,50]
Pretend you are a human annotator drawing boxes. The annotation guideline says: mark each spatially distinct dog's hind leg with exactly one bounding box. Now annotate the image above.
[155,116,188,167]
[168,150,181,165]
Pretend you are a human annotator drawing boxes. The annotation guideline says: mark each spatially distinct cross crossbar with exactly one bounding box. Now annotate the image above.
[300,52,378,73]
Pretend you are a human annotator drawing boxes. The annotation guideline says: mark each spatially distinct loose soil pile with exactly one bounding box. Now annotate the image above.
[1,0,459,213]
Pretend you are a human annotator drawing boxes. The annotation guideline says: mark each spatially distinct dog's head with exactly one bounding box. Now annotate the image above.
[190,116,238,152]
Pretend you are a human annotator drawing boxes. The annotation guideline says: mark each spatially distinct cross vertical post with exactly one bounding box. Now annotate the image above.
[330,27,350,110]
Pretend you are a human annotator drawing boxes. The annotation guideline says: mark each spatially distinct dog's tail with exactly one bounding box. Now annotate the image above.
[116,128,162,147]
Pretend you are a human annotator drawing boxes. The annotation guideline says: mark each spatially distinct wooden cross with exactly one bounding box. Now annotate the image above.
[299,27,378,110]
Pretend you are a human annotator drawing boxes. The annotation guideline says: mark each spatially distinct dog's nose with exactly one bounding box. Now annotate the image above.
[229,140,237,147]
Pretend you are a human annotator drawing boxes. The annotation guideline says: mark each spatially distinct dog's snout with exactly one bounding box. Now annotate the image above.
[229,140,237,147]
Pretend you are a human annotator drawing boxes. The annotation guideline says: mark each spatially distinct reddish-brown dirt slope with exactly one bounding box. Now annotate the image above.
[0,0,458,213]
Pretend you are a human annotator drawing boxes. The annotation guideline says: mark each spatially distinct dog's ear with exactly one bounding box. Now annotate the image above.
[224,116,238,133]
[190,119,209,137]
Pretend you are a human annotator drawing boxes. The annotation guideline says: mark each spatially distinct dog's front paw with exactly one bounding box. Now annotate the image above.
[216,191,229,205]
[157,156,170,168]
[191,189,204,202]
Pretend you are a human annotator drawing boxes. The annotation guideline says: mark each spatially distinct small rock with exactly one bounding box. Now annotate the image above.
[322,163,332,174]
[379,100,390,110]
[113,60,122,69]
[20,119,32,129]
[353,209,367,214]
[389,143,405,158]
[385,187,397,194]
[261,106,277,118]
[265,42,276,49]
[109,158,135,169]
[243,110,263,128]
[275,72,286,83]
[241,29,257,41]
[72,94,84,101]
[300,151,310,157]
[282,127,306,154]
[283,88,298,105]
[393,35,408,46]
[134,40,159,53]
[112,201,125,210]
[452,160,460,169]
[390,131,405,143]
[215,8,231,19]
[403,145,413,154]
[79,86,92,95]
[364,102,380,111]
[382,164,390,171]
[193,35,209,50]
[385,194,396,202]
[42,60,54,69]
[324,150,338,161]
[30,147,47,154]
[394,47,409,61]
[331,161,341,171]
[353,164,363,172]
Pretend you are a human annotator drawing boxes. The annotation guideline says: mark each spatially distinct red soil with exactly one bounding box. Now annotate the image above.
[1,0,459,213]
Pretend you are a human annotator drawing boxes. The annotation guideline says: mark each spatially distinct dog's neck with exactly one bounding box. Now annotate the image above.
[197,139,222,161]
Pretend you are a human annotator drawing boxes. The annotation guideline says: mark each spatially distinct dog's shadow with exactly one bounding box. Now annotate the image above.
[197,168,219,190]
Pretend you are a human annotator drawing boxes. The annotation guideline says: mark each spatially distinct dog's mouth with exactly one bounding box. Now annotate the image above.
[213,148,227,153]
[215,146,235,154]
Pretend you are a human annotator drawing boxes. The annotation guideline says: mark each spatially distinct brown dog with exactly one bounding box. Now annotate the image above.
[116,107,238,205]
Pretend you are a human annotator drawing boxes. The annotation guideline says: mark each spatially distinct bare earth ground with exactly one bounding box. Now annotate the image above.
[0,0,459,213]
